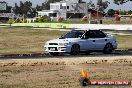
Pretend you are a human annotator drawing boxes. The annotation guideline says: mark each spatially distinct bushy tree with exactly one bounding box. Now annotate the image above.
[7,19,13,24]
[36,5,43,11]
[37,16,51,22]
[13,1,36,18]
[7,19,13,26]
[97,0,110,12]
[120,10,127,15]
[107,9,115,17]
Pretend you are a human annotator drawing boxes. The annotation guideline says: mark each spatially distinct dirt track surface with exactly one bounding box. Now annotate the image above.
[0,55,132,66]
[0,56,132,88]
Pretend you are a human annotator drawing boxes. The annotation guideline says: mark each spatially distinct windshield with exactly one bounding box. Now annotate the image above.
[60,30,85,39]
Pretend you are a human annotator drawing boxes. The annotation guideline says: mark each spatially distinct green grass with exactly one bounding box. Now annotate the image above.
[0,27,131,54]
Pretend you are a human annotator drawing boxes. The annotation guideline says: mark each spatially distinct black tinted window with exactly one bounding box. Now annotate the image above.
[84,30,106,38]
[85,31,95,39]
[60,30,85,39]
[94,30,106,38]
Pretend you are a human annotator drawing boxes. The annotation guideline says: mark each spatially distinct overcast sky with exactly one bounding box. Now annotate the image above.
[2,0,132,11]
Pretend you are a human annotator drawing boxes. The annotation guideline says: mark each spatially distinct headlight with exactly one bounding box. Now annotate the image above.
[59,43,69,46]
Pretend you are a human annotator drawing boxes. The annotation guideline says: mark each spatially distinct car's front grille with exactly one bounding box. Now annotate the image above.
[49,43,58,45]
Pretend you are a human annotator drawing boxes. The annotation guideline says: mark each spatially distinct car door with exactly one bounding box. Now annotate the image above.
[79,31,96,51]
[92,30,107,50]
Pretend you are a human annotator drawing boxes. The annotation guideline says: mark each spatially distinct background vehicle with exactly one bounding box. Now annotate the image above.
[44,29,117,55]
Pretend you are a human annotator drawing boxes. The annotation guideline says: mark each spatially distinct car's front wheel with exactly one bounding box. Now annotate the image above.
[50,52,59,56]
[70,44,80,55]
[103,43,113,54]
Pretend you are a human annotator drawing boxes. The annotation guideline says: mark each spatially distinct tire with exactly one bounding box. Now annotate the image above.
[70,44,80,55]
[50,52,59,56]
[103,43,113,54]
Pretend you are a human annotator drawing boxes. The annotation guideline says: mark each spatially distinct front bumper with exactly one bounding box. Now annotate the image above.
[44,45,68,53]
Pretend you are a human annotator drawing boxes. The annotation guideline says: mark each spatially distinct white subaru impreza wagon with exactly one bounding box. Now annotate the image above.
[44,29,117,55]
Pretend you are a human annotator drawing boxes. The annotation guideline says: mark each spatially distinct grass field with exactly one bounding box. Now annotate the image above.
[0,27,65,54]
[0,27,132,54]
[0,27,132,88]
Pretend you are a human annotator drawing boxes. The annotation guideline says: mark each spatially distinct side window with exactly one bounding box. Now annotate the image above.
[94,30,106,38]
[84,30,106,39]
[84,31,96,39]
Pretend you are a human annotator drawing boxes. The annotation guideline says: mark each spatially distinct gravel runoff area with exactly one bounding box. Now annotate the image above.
[0,55,132,88]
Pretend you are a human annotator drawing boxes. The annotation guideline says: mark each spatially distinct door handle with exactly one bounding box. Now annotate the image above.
[93,40,95,42]
[105,39,107,41]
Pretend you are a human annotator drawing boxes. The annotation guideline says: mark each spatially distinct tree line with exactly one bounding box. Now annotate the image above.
[107,9,132,17]
[0,0,131,18]
[0,0,63,18]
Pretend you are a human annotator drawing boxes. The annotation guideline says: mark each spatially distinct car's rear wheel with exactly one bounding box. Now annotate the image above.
[103,43,113,54]
[70,44,80,55]
[50,52,59,56]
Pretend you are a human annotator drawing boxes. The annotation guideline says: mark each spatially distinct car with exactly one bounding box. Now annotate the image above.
[44,29,117,56]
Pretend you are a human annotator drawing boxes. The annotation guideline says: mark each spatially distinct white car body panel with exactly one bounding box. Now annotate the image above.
[44,29,117,54]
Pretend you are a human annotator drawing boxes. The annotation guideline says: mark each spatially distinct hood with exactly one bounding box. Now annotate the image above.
[47,38,80,43]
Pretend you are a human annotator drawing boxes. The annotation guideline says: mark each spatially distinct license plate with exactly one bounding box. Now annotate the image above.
[49,48,56,51]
